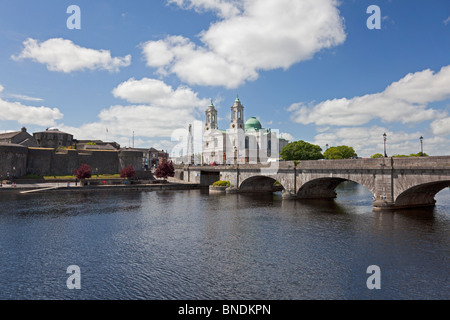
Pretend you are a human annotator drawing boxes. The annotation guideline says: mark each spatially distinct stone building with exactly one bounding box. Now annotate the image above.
[149,148,168,168]
[33,128,73,149]
[0,127,149,177]
[0,127,38,147]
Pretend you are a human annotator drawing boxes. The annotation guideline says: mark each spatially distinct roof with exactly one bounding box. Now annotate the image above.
[0,131,21,139]
[245,117,262,131]
[34,128,72,135]
[206,99,216,111]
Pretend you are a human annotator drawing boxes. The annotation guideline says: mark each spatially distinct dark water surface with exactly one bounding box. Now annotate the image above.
[0,182,449,300]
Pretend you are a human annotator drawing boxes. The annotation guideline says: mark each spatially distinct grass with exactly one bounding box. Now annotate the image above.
[42,174,121,180]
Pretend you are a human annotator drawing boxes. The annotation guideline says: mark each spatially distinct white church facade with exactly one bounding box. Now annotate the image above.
[201,97,289,165]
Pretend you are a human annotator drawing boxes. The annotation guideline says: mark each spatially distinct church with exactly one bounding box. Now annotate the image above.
[201,96,289,165]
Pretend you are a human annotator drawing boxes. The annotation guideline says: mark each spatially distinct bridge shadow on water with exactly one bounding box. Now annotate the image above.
[220,181,449,219]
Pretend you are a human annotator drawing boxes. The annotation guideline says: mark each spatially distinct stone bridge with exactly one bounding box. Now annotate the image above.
[176,156,450,210]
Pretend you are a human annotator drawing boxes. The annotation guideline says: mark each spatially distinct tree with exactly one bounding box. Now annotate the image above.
[371,153,384,158]
[154,159,175,179]
[323,146,357,159]
[280,140,323,161]
[120,166,136,179]
[393,153,429,158]
[74,164,92,180]
[410,152,429,157]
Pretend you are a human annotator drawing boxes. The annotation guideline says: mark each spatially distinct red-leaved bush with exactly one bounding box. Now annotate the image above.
[154,159,174,179]
[74,164,92,180]
[120,166,136,179]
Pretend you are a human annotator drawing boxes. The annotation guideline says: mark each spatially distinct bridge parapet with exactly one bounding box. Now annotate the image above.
[175,157,450,209]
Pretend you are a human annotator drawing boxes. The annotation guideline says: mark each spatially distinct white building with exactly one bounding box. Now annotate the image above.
[202,96,289,165]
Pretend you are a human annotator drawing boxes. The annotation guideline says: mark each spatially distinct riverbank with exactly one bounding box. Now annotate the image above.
[0,180,203,194]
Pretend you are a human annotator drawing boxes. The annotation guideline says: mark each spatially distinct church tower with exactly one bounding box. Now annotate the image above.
[205,100,218,132]
[230,95,244,130]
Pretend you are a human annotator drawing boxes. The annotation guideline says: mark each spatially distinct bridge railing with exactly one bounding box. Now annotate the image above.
[173,156,450,171]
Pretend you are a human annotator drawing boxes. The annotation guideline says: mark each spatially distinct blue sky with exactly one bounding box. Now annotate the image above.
[0,0,449,157]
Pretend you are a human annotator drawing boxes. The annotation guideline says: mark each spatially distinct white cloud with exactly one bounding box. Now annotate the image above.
[167,0,242,18]
[6,94,43,102]
[57,78,210,149]
[280,132,294,142]
[0,84,62,126]
[431,116,450,136]
[313,126,446,157]
[289,65,450,126]
[444,16,450,25]
[0,97,62,126]
[143,0,346,88]
[12,38,131,73]
[112,77,209,108]
[59,104,196,141]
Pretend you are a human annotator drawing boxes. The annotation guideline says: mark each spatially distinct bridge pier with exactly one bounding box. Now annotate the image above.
[281,190,298,200]
[372,200,396,210]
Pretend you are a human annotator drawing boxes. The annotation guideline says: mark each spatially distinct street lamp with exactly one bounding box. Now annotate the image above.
[383,133,387,157]
[326,144,329,151]
[420,136,423,155]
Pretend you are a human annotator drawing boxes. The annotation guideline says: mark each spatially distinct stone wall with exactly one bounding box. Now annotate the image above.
[0,144,28,178]
[0,146,144,177]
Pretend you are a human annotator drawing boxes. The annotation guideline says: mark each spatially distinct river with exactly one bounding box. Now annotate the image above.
[0,182,448,300]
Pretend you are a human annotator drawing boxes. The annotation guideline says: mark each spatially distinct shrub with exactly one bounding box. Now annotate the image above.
[74,164,92,180]
[155,159,175,179]
[120,166,136,179]
[212,180,230,187]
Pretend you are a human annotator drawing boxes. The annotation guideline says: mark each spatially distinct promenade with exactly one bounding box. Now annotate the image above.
[0,180,201,194]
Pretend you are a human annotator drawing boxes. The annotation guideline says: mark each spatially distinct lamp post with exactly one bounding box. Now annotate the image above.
[420,136,423,156]
[326,144,329,151]
[383,133,387,157]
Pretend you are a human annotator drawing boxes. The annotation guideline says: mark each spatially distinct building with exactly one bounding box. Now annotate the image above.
[0,127,38,147]
[149,148,169,168]
[33,128,74,149]
[75,140,120,151]
[120,147,168,170]
[202,97,289,164]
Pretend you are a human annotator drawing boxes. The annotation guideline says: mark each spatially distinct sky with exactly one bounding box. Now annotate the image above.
[0,0,449,157]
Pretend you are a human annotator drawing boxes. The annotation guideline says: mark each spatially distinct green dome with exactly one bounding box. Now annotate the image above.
[245,117,262,131]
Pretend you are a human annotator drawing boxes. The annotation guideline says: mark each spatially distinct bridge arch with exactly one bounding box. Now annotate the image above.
[394,180,450,208]
[296,177,375,200]
[238,175,285,193]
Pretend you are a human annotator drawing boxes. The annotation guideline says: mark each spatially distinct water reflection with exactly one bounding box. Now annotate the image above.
[0,184,448,300]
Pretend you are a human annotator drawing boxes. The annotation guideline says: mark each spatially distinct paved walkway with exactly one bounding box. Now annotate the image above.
[0,182,81,189]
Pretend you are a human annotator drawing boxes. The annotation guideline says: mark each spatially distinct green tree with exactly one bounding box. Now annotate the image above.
[280,140,323,161]
[410,152,429,157]
[392,154,409,157]
[323,146,357,159]
[370,153,384,158]
[393,153,429,157]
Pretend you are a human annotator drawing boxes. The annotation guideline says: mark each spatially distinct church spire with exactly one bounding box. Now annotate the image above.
[230,95,244,130]
[205,99,217,131]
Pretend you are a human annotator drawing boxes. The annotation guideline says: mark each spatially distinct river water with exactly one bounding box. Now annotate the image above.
[0,182,448,300]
